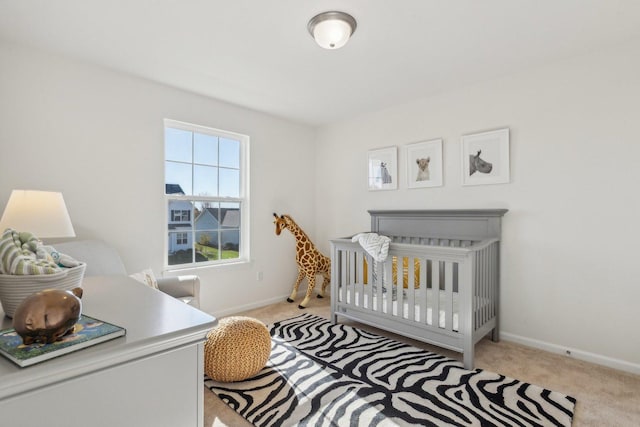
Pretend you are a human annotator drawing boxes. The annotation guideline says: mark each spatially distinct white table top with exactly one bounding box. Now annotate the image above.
[0,275,217,400]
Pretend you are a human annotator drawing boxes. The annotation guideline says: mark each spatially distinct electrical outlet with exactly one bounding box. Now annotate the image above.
[256,271,263,281]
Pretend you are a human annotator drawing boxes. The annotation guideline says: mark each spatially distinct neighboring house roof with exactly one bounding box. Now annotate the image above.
[166,183,185,195]
[221,209,240,228]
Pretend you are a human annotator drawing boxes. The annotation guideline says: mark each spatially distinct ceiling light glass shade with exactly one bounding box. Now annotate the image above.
[0,190,76,238]
[308,11,357,50]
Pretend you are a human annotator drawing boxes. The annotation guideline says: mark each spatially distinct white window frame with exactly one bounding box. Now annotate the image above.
[164,119,250,270]
[176,232,188,245]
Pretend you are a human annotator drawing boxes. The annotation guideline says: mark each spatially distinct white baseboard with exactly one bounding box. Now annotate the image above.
[204,288,320,318]
[208,294,292,318]
[501,332,640,376]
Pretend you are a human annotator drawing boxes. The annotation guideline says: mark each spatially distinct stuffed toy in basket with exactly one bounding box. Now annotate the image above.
[0,229,85,318]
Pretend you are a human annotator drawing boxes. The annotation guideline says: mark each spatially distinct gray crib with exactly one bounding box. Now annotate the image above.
[330,209,508,369]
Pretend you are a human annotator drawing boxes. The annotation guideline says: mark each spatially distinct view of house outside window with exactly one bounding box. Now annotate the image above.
[164,119,249,268]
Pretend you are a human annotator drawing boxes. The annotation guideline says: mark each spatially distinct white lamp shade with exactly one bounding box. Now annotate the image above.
[0,190,76,238]
[308,11,357,50]
[313,19,353,49]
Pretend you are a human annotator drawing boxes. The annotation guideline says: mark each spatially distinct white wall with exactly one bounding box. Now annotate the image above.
[2,37,639,374]
[0,41,317,316]
[315,39,640,372]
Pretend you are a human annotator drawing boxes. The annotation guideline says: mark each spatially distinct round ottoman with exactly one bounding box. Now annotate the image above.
[204,316,271,382]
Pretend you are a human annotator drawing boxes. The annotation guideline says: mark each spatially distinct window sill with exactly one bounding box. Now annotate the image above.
[163,258,250,275]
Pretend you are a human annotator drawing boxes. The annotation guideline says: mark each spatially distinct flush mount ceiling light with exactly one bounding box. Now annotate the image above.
[307,11,357,50]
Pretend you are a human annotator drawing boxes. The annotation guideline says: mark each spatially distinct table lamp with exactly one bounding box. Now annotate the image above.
[0,190,76,238]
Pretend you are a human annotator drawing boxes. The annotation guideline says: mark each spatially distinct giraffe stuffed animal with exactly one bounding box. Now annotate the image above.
[273,213,330,309]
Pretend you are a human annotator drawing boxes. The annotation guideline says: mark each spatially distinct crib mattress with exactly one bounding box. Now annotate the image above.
[341,287,460,331]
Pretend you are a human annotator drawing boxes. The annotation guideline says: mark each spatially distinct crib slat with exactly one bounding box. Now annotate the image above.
[471,251,475,329]
[376,259,384,313]
[355,251,362,308]
[347,250,354,306]
[492,242,499,334]
[407,258,415,321]
[481,249,486,327]
[335,249,340,303]
[477,250,483,329]
[431,260,440,327]
[492,244,497,318]
[364,254,371,309]
[471,251,476,329]
[485,247,490,326]
[340,250,347,303]
[419,259,427,324]
[481,247,485,327]
[491,243,497,319]
[347,250,352,303]
[385,257,394,316]
[475,250,480,330]
[396,258,404,318]
[363,253,369,307]
[485,246,491,325]
[445,261,454,331]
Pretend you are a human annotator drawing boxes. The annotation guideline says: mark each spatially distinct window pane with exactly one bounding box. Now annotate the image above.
[165,128,192,163]
[219,168,239,197]
[219,202,240,259]
[219,138,240,168]
[194,133,218,166]
[194,165,218,197]
[196,230,219,263]
[194,202,220,234]
[193,200,216,220]
[219,202,240,226]
[167,231,193,265]
[195,202,219,262]
[221,230,240,259]
[167,200,194,266]
[165,161,192,195]
[167,201,194,225]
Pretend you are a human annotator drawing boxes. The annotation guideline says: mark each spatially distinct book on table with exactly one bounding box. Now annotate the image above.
[0,314,126,367]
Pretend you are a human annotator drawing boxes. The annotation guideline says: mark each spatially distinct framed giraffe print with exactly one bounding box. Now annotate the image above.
[367,146,397,191]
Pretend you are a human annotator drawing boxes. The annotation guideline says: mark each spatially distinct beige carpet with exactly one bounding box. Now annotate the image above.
[204,297,640,426]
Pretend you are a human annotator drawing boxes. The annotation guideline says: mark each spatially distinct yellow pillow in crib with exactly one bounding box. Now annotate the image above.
[362,257,420,288]
[363,257,368,284]
[393,257,420,289]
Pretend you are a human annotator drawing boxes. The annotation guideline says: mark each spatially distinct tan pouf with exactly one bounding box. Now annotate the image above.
[204,316,271,382]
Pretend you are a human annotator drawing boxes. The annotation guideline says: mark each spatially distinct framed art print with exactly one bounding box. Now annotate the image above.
[461,128,510,186]
[406,139,443,188]
[367,146,397,190]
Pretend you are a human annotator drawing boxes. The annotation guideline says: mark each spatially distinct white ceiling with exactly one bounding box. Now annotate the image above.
[1,0,640,127]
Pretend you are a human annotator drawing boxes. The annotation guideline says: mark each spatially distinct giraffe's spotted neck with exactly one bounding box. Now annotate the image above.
[285,216,311,243]
[282,216,316,261]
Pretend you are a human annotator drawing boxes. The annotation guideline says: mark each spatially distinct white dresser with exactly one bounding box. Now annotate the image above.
[0,276,217,427]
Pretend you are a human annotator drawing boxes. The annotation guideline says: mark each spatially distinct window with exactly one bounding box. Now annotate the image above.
[171,210,190,222]
[176,232,188,245]
[164,119,249,268]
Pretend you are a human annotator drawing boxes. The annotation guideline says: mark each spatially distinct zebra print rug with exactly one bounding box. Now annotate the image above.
[205,314,576,426]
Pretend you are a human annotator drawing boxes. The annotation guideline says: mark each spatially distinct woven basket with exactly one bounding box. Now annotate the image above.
[0,263,86,318]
